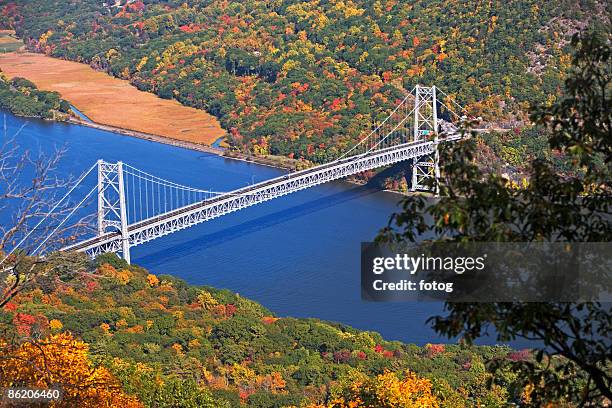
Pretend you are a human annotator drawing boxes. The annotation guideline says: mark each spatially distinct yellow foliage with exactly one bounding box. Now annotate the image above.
[105,48,120,61]
[197,291,219,310]
[136,56,148,72]
[332,0,365,18]
[0,333,142,407]
[522,382,534,404]
[49,319,63,331]
[116,269,132,285]
[116,319,128,329]
[171,343,183,356]
[281,59,301,76]
[39,30,53,45]
[229,363,256,385]
[146,274,160,287]
[330,370,439,407]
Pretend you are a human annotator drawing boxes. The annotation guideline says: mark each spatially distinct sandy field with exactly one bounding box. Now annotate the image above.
[0,51,225,145]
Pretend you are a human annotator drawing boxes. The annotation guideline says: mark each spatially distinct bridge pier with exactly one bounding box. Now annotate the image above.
[117,162,131,264]
[410,85,440,194]
[96,160,131,264]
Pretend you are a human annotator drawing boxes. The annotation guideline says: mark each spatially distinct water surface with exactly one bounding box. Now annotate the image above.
[2,111,491,345]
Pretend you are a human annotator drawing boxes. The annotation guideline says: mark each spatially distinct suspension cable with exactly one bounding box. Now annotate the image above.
[0,161,98,266]
[32,183,98,255]
[336,86,416,161]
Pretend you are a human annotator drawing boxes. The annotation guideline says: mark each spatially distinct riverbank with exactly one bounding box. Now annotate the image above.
[67,117,225,155]
[66,116,305,171]
[0,51,225,145]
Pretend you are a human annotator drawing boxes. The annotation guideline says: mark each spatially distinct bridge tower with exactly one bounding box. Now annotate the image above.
[96,160,131,263]
[411,85,440,194]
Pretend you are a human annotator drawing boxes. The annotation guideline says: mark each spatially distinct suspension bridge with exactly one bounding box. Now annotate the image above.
[7,85,467,264]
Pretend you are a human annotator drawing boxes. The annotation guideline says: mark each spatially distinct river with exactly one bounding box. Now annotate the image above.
[2,111,496,345]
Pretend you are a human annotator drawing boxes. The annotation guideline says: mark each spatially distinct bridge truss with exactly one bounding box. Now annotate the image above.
[2,85,466,264]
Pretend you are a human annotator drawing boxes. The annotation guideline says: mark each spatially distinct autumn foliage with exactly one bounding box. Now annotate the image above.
[0,254,523,406]
[0,333,142,407]
[6,0,585,165]
[330,370,439,408]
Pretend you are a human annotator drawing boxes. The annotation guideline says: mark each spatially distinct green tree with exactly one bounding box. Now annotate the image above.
[378,32,611,406]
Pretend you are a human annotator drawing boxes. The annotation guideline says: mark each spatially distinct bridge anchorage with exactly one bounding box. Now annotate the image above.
[6,85,466,264]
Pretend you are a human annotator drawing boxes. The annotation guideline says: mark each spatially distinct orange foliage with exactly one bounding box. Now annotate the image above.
[330,370,439,407]
[425,343,445,357]
[0,333,142,407]
[146,274,159,287]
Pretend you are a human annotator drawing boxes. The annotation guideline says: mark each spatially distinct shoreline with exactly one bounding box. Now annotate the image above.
[4,111,414,198]
[0,51,225,145]
[66,118,416,197]
[67,117,295,171]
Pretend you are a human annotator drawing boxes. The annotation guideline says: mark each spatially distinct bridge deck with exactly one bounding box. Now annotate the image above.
[63,135,459,257]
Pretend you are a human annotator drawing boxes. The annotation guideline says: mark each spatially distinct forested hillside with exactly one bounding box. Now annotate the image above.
[0,0,606,163]
[1,252,537,407]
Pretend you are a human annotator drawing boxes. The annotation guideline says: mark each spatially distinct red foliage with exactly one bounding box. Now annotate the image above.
[357,351,367,360]
[306,144,315,156]
[13,313,36,336]
[230,127,243,142]
[291,82,309,95]
[425,343,445,357]
[225,304,236,318]
[128,1,145,12]
[179,24,201,33]
[212,304,226,317]
[85,280,99,292]
[507,349,531,362]
[4,302,17,312]
[2,3,18,17]
[333,350,352,363]
[238,389,253,401]
[85,279,103,293]
[329,98,343,111]
[382,350,394,358]
[374,344,384,353]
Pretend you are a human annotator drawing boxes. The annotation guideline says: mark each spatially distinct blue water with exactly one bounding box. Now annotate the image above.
[69,105,93,122]
[211,136,225,149]
[1,111,506,346]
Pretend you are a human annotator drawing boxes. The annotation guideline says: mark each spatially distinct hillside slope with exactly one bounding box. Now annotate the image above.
[0,253,520,406]
[2,0,605,163]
